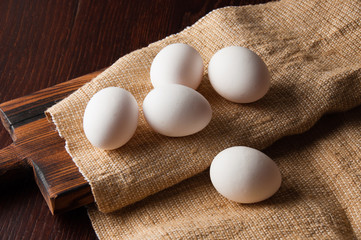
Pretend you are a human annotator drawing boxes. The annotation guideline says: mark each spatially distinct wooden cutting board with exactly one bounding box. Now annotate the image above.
[0,70,103,214]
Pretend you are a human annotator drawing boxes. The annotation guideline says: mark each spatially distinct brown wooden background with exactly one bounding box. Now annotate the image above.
[0,0,270,239]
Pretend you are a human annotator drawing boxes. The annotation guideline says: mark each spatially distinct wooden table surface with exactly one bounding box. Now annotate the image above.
[0,0,270,239]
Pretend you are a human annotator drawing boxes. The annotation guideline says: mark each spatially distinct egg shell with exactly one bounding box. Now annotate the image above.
[208,46,270,103]
[83,87,138,150]
[142,84,212,137]
[150,43,204,89]
[210,146,281,203]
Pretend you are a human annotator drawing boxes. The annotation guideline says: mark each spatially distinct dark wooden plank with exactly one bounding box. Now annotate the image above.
[15,118,94,214]
[22,120,92,211]
[0,71,101,131]
[0,144,30,182]
[0,72,100,214]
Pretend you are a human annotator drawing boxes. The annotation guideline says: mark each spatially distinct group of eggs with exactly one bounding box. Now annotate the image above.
[83,43,281,204]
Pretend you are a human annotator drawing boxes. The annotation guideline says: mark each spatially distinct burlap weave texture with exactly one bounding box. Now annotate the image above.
[47,0,361,219]
[88,105,361,239]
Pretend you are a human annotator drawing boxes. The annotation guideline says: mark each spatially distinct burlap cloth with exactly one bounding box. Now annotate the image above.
[88,106,361,239]
[46,0,361,238]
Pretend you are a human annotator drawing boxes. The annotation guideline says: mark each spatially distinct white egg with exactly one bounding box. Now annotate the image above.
[150,43,204,89]
[83,87,138,150]
[142,84,212,137]
[208,46,270,103]
[210,146,281,203]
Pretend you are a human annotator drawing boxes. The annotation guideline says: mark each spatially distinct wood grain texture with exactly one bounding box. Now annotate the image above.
[0,0,272,239]
[1,70,100,129]
[0,71,100,214]
[0,144,29,182]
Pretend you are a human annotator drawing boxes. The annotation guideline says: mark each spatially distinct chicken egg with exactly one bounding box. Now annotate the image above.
[208,46,270,103]
[150,43,204,89]
[210,146,281,203]
[142,84,212,137]
[83,87,138,150]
